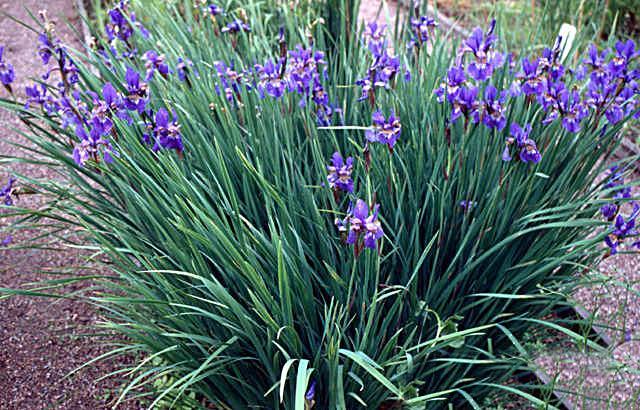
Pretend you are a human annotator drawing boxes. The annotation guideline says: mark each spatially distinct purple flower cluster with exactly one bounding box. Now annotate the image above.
[143,108,184,152]
[326,152,354,194]
[600,166,632,220]
[407,16,438,50]
[357,22,409,105]
[598,167,639,255]
[335,199,384,253]
[434,21,638,165]
[124,67,149,114]
[502,123,541,164]
[583,41,640,125]
[250,43,340,125]
[213,60,249,103]
[605,204,639,255]
[105,1,149,49]
[435,21,505,127]
[472,85,507,130]
[0,46,15,91]
[365,110,402,150]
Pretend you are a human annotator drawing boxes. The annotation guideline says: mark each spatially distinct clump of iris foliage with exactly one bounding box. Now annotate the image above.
[0,0,639,408]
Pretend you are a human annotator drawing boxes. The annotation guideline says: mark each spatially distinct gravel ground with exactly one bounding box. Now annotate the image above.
[0,1,137,409]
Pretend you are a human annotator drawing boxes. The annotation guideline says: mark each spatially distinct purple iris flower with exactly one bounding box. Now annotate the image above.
[73,123,117,167]
[608,40,639,77]
[518,57,544,96]
[147,108,184,152]
[605,204,639,255]
[102,82,132,124]
[459,200,477,212]
[559,90,589,133]
[435,65,466,103]
[601,203,618,220]
[363,22,387,57]
[504,122,541,164]
[176,58,197,83]
[327,152,354,193]
[1,235,12,247]
[305,381,316,401]
[346,199,384,250]
[538,45,565,81]
[221,19,250,34]
[472,85,507,130]
[449,86,478,122]
[287,45,326,96]
[464,20,504,82]
[584,44,609,84]
[208,4,224,16]
[1,176,16,206]
[25,83,49,109]
[0,46,15,87]
[105,1,149,44]
[213,60,245,102]
[254,59,286,99]
[143,50,170,81]
[37,32,55,65]
[366,110,402,150]
[124,67,148,113]
[410,16,438,45]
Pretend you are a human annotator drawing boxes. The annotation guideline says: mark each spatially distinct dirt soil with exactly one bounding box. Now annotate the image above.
[0,1,137,409]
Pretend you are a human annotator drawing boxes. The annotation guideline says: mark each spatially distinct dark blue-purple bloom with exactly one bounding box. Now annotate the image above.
[105,0,149,44]
[305,380,316,401]
[208,4,224,16]
[102,82,132,124]
[1,235,12,247]
[605,204,639,255]
[124,67,148,113]
[73,122,117,167]
[463,20,504,82]
[601,203,618,220]
[459,200,477,212]
[608,39,639,77]
[502,122,541,164]
[518,57,544,96]
[435,65,466,103]
[143,50,170,80]
[146,108,184,152]
[37,32,55,65]
[287,45,326,96]
[410,16,438,45]
[449,86,478,122]
[1,176,16,206]
[0,46,15,88]
[327,152,354,193]
[472,85,507,130]
[213,60,246,102]
[221,19,250,34]
[176,58,197,83]
[254,59,286,99]
[346,199,384,250]
[363,22,387,57]
[366,110,401,150]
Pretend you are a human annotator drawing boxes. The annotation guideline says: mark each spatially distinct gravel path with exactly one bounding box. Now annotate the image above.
[0,2,134,409]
